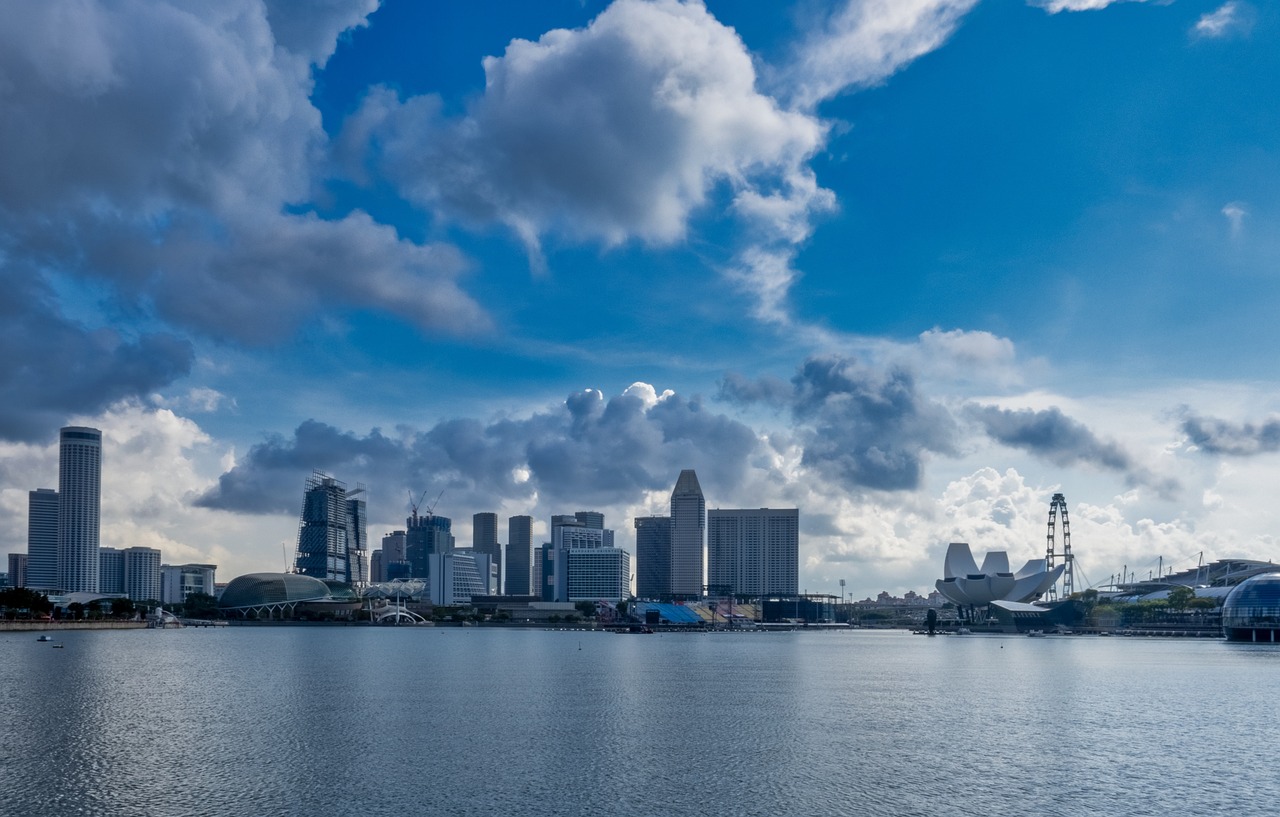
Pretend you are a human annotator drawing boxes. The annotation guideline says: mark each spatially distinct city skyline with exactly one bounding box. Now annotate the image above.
[3,1,1280,600]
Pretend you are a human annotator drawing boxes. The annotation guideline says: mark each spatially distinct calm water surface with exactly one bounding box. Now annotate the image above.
[2,627,1277,816]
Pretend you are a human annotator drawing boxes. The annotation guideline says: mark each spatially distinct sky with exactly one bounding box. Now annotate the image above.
[2,0,1279,600]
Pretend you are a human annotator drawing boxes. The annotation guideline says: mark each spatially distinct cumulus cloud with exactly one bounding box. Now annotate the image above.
[0,1,485,350]
[1181,412,1280,456]
[784,0,978,109]
[197,384,765,522]
[1193,2,1254,40]
[967,404,1176,495]
[722,356,958,491]
[352,1,828,252]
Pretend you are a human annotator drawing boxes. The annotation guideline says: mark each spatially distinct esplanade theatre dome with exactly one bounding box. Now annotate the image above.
[219,572,332,612]
[1222,572,1280,642]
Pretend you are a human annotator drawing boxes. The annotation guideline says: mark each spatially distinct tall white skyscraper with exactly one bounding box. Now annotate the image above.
[57,426,102,593]
[707,508,799,597]
[669,469,705,599]
[26,488,59,590]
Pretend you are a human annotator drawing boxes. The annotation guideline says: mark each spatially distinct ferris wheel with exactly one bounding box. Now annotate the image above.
[1044,492,1075,601]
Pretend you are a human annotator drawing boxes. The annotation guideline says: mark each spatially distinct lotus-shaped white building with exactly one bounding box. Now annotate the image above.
[935,542,1064,607]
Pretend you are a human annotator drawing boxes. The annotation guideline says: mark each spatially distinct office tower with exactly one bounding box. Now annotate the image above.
[369,550,384,584]
[634,516,671,599]
[295,471,367,585]
[160,563,217,604]
[406,510,453,579]
[506,515,533,595]
[7,553,28,588]
[669,469,705,599]
[381,530,410,580]
[58,426,102,593]
[473,512,501,594]
[545,517,625,602]
[574,511,604,530]
[26,488,58,590]
[707,509,799,597]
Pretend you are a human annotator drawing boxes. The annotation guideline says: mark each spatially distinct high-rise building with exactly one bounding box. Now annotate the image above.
[544,517,627,602]
[101,546,162,602]
[295,471,367,586]
[707,508,799,597]
[7,553,28,588]
[506,515,533,596]
[380,530,410,581]
[26,488,58,590]
[473,512,501,594]
[574,511,604,530]
[58,426,102,593]
[566,547,631,602]
[428,550,491,605]
[634,515,671,599]
[669,469,705,599]
[406,511,453,579]
[160,563,217,604]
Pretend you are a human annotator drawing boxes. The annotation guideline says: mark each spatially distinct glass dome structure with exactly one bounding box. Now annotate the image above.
[1222,572,1280,642]
[219,572,333,612]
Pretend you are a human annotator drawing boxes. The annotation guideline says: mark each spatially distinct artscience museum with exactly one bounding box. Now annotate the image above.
[935,542,1065,607]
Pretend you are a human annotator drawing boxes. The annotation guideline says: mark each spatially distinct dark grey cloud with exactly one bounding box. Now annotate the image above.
[722,356,958,491]
[197,386,763,520]
[0,2,485,347]
[0,272,192,442]
[1182,413,1280,456]
[968,405,1133,471]
[968,404,1178,496]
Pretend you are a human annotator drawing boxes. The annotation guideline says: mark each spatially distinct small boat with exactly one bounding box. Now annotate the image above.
[51,644,64,648]
[36,635,54,642]
[1027,629,1046,638]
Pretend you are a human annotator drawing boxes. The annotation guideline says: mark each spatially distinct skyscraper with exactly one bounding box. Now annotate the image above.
[634,515,671,599]
[57,426,102,593]
[26,488,58,590]
[406,510,453,579]
[707,508,799,597]
[295,471,367,586]
[669,469,705,599]
[473,512,501,594]
[506,515,532,595]
[101,546,162,602]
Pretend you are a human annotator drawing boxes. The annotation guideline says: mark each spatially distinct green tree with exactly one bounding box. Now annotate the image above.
[575,600,598,620]
[110,597,136,618]
[1168,585,1195,612]
[182,592,220,619]
[0,587,54,618]
[67,602,85,620]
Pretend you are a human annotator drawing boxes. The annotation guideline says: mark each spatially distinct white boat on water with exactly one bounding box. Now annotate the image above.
[36,635,54,642]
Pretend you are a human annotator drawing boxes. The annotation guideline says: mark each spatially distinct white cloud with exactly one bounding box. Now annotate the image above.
[784,0,979,110]
[1222,201,1247,237]
[1193,2,1254,40]
[1030,0,1151,12]
[355,0,829,255]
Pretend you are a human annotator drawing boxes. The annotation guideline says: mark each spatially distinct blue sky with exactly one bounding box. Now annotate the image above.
[2,0,1279,598]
